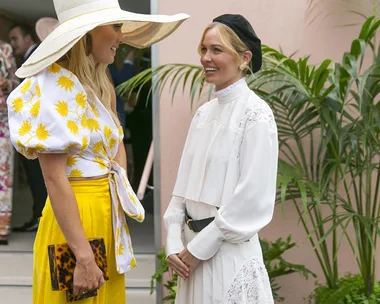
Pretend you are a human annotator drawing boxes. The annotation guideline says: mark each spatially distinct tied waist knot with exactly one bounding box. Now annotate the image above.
[108,160,145,274]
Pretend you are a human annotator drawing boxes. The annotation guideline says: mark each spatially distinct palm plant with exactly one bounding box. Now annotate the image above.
[117,63,209,107]
[250,16,380,297]
[117,16,380,299]
[305,0,380,26]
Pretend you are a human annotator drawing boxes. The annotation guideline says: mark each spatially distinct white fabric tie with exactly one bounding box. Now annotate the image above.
[108,160,145,274]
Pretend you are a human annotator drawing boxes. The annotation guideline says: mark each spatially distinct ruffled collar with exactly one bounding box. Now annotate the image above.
[215,77,250,104]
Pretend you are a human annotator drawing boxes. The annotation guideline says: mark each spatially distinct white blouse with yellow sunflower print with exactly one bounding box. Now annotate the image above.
[7,63,145,274]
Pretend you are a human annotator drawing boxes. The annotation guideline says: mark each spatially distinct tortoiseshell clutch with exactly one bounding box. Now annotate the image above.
[47,238,109,302]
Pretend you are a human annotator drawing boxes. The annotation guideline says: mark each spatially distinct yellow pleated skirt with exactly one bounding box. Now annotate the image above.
[33,177,126,304]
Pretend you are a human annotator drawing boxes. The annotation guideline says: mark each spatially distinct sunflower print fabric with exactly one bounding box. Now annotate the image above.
[7,63,145,274]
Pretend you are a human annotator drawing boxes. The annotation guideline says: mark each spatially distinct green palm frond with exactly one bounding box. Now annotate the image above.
[116,64,212,107]
[305,0,380,26]
[254,17,380,295]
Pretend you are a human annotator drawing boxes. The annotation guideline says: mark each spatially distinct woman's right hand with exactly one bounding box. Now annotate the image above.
[38,154,106,295]
[167,254,190,280]
[73,255,105,295]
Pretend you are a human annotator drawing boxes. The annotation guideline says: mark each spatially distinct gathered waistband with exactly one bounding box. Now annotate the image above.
[69,177,109,193]
[66,161,145,274]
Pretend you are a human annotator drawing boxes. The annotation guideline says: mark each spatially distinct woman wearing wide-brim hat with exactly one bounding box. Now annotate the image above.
[164,14,277,303]
[7,0,188,303]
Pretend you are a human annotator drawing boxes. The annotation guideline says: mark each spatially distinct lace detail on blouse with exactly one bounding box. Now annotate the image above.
[193,108,203,126]
[235,101,277,158]
[224,257,273,304]
[246,103,277,132]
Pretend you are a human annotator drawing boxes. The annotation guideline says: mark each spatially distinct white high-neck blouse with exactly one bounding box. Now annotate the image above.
[163,78,278,303]
[164,77,278,259]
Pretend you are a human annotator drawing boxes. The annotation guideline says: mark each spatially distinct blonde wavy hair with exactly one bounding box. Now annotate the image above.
[65,35,120,125]
[198,22,252,73]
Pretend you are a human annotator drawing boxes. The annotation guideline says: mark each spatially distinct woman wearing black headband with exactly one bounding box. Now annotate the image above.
[164,14,277,303]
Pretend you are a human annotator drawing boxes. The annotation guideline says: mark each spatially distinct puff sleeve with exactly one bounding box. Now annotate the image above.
[7,64,90,159]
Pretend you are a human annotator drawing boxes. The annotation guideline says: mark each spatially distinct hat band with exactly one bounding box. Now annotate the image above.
[58,0,120,23]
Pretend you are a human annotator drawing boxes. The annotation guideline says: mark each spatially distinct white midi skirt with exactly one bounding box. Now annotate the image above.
[175,201,274,304]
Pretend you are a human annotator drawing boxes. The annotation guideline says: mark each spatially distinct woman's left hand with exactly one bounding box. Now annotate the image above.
[178,248,200,273]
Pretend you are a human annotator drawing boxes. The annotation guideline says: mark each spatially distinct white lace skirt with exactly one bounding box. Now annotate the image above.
[175,201,274,304]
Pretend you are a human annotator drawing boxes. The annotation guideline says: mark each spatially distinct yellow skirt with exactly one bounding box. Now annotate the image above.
[33,178,125,304]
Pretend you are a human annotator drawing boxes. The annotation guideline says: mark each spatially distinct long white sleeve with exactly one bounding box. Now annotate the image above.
[187,120,278,260]
[163,196,186,257]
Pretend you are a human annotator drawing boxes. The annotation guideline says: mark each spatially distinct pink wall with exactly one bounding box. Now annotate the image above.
[156,1,378,303]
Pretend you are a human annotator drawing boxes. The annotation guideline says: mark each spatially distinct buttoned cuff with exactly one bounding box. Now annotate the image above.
[186,221,224,260]
[166,223,185,258]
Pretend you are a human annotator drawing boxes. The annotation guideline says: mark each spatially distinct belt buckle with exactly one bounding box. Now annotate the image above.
[186,218,194,232]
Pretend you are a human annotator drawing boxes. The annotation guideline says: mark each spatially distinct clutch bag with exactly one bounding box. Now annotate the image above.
[47,238,109,302]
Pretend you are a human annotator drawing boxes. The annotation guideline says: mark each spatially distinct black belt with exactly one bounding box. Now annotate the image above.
[185,208,214,233]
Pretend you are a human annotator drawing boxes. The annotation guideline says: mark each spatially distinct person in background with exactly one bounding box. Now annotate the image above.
[125,48,153,194]
[0,40,19,245]
[108,49,135,129]
[164,14,278,303]
[9,24,39,65]
[8,24,47,232]
[109,48,154,205]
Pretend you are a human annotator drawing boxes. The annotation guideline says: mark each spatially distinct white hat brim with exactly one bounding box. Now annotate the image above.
[17,8,189,78]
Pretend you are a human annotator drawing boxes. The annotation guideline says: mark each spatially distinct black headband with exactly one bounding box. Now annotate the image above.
[213,14,262,73]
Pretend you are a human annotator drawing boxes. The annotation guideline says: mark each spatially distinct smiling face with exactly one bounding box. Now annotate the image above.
[199,24,252,91]
[89,24,124,64]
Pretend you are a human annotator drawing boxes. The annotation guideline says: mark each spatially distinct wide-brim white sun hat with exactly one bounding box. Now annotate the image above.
[16,0,189,78]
